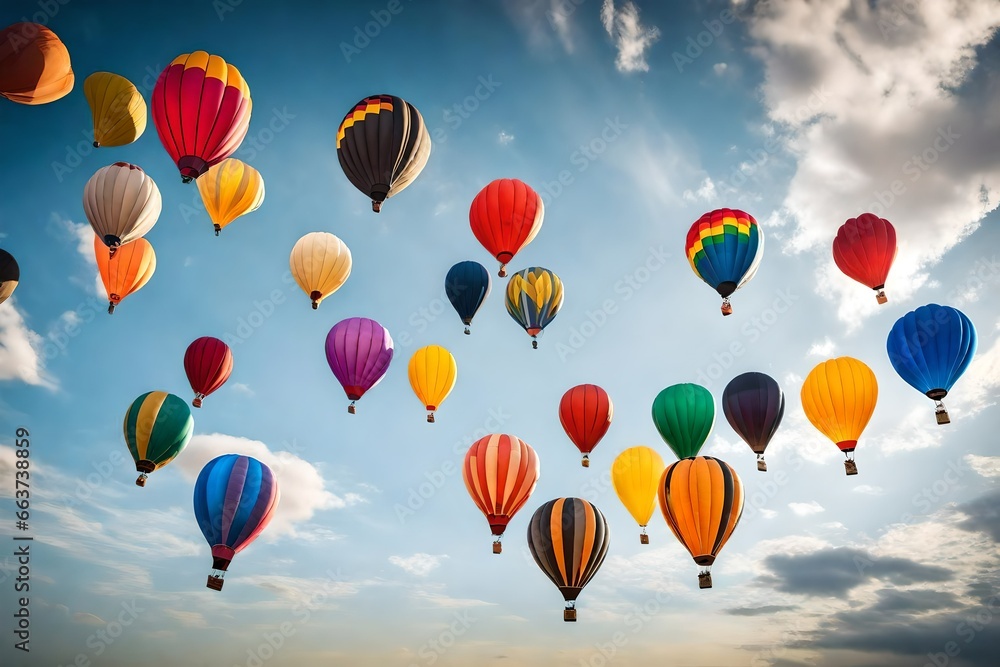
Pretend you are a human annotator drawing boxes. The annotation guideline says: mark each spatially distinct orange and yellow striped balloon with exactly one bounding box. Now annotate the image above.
[462,434,539,553]
[197,158,265,235]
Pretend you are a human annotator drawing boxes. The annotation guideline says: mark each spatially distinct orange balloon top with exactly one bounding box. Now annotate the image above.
[0,23,74,105]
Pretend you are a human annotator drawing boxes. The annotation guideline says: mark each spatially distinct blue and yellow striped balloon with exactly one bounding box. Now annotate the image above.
[505,266,564,348]
[123,391,193,487]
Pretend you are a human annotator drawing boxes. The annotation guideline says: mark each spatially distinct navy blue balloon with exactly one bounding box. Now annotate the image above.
[886,304,977,424]
[445,261,491,334]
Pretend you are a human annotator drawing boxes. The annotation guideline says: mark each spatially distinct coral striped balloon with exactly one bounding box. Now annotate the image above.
[469,178,544,277]
[558,384,613,466]
[151,51,252,183]
[324,317,393,413]
[462,434,540,553]
[184,337,234,408]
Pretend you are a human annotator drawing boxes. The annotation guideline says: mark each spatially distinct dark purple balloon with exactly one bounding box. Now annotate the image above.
[722,372,784,465]
[325,317,394,412]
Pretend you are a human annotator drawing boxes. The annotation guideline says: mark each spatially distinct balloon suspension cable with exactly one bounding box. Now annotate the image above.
[757,454,767,472]
[581,454,590,468]
[214,224,221,236]
[372,200,382,213]
[464,326,471,335]
[348,401,356,415]
[721,298,733,316]
[640,526,649,545]
[427,411,435,423]
[876,289,887,305]
[698,570,713,589]
[935,400,950,425]
[135,473,148,487]
[564,602,577,622]
[107,302,115,315]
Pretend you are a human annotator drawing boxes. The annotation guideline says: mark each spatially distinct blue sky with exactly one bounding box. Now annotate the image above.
[2,1,1000,665]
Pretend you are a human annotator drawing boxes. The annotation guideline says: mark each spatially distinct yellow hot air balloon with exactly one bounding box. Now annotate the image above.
[408,345,457,423]
[84,72,147,148]
[94,235,155,314]
[611,446,665,544]
[801,357,878,476]
[196,158,265,235]
[289,232,352,310]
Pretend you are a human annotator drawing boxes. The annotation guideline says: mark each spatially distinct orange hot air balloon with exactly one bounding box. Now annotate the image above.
[559,384,613,467]
[150,52,252,182]
[469,178,544,277]
[462,434,540,554]
[0,23,74,105]
[801,357,878,476]
[658,456,744,589]
[94,235,155,314]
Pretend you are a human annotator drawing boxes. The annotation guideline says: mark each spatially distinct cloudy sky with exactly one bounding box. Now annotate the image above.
[1,1,999,665]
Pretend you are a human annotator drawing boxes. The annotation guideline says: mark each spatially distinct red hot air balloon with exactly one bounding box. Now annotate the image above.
[559,384,613,467]
[833,213,897,304]
[469,178,544,277]
[150,52,252,183]
[184,337,233,408]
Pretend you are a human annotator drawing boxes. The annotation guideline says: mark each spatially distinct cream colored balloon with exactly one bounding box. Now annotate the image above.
[83,162,162,256]
[289,232,352,310]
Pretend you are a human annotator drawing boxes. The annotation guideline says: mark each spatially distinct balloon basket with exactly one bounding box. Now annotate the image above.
[492,542,502,554]
[640,533,649,545]
[581,455,590,468]
[206,575,224,591]
[348,403,356,415]
[464,327,471,335]
[757,459,767,472]
[532,340,538,349]
[935,404,950,425]
[498,266,507,278]
[93,141,100,148]
[876,290,887,305]
[192,396,203,408]
[427,412,435,423]
[721,300,732,316]
[214,225,221,236]
[372,200,382,213]
[698,572,713,589]
[564,608,577,622]
[107,302,115,315]
[845,460,858,476]
[135,474,147,487]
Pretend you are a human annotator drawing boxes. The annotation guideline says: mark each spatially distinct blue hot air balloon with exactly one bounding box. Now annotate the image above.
[886,304,977,425]
[193,454,279,591]
[445,260,491,334]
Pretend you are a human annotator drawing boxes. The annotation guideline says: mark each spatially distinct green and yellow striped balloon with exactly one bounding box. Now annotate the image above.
[123,391,193,487]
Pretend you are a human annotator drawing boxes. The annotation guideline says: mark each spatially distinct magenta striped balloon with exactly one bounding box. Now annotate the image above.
[325,317,394,413]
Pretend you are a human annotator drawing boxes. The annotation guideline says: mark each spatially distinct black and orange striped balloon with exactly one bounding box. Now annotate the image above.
[526,497,610,621]
[657,456,744,588]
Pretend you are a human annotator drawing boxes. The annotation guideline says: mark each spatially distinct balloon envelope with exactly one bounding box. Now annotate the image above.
[559,384,613,465]
[94,235,156,313]
[84,72,147,147]
[122,391,193,486]
[445,261,491,334]
[197,158,265,235]
[721,372,784,469]
[685,208,763,314]
[0,23,74,105]
[462,434,539,550]
[325,317,393,412]
[290,232,352,309]
[407,345,457,421]
[184,337,234,408]
[611,446,665,541]
[833,213,897,304]
[469,178,544,276]
[193,454,278,590]
[0,249,20,305]
[801,357,877,473]
[505,266,563,347]
[651,383,715,460]
[336,94,431,212]
[83,162,161,252]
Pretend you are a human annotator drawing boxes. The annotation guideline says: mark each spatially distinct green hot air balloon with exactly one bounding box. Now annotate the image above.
[123,391,194,487]
[651,383,715,460]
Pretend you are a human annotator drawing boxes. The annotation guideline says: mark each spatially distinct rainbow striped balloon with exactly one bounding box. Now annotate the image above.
[685,208,764,315]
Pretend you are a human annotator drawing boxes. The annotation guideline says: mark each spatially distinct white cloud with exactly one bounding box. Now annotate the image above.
[0,300,54,388]
[788,501,825,516]
[744,0,1000,329]
[601,0,661,73]
[410,590,498,608]
[873,406,945,454]
[759,509,778,519]
[682,176,717,203]
[852,484,885,496]
[965,454,1000,478]
[548,0,575,52]
[714,62,728,76]
[497,131,515,145]
[950,330,1000,418]
[807,336,835,356]
[502,0,581,55]
[231,382,254,396]
[174,433,364,539]
[389,553,449,577]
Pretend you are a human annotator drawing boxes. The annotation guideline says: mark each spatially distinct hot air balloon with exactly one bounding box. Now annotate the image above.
[407,345,457,423]
[184,337,233,408]
[462,434,539,554]
[83,72,146,148]
[83,162,161,256]
[886,304,977,425]
[445,261,491,334]
[325,317,393,414]
[722,372,785,471]
[559,384,613,467]
[289,232,352,310]
[336,94,431,212]
[0,249,19,306]
[94,235,156,314]
[123,391,193,487]
[469,178,544,277]
[658,456,743,588]
[0,23,73,105]
[685,208,764,315]
[801,357,878,475]
[526,497,609,621]
[611,446,665,544]
[651,384,715,460]
[196,158,265,235]
[506,266,563,349]
[150,51,252,182]
[833,213,897,304]
[193,454,279,591]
